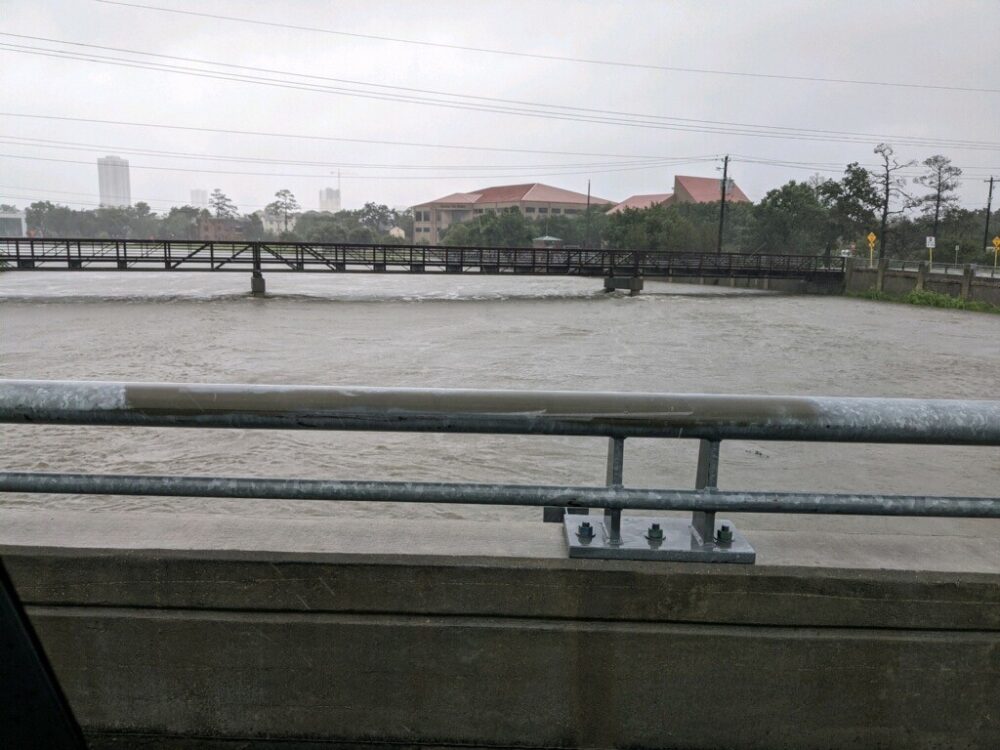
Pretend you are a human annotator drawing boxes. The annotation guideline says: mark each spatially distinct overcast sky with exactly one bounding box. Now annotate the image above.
[2,0,998,213]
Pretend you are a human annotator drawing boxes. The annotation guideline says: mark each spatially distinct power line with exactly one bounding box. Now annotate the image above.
[732,155,989,183]
[3,36,999,151]
[7,31,999,148]
[0,184,275,209]
[0,151,705,180]
[93,0,1000,95]
[3,113,994,180]
[0,135,688,171]
[0,112,678,160]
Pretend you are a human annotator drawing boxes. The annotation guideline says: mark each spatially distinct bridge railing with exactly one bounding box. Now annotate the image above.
[1,380,997,563]
[0,238,845,277]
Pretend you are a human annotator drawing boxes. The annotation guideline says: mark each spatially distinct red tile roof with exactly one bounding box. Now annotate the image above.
[608,193,674,214]
[415,183,612,208]
[674,175,750,203]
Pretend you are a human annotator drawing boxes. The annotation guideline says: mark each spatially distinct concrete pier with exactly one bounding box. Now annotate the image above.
[250,271,266,296]
[603,275,644,295]
[2,508,998,749]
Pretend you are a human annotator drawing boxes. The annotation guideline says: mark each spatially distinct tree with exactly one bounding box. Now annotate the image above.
[209,189,238,218]
[245,212,265,240]
[749,181,828,254]
[872,144,916,259]
[359,202,393,231]
[392,208,414,240]
[913,155,962,243]
[265,189,300,233]
[442,208,533,247]
[816,163,879,251]
[160,206,203,240]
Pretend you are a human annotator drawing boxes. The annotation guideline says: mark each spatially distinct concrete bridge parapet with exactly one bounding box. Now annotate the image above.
[3,509,998,749]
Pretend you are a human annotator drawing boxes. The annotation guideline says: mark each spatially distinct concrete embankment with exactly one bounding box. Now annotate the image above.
[846,260,1000,306]
[650,274,844,294]
[3,509,999,749]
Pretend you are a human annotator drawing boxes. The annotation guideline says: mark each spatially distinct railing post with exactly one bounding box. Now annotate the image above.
[691,439,720,544]
[603,437,625,545]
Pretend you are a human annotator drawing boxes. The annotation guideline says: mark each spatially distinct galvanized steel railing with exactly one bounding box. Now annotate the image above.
[1,380,998,562]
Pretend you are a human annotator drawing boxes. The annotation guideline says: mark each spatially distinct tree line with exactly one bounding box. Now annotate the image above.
[4,145,995,262]
[8,188,411,245]
[440,146,993,263]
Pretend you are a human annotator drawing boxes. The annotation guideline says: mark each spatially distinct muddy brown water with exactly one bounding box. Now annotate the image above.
[1,272,997,522]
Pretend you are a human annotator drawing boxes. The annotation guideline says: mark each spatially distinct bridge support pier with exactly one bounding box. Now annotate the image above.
[250,272,266,297]
[603,276,643,296]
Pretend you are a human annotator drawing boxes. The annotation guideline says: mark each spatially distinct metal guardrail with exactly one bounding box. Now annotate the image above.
[1,380,998,563]
[0,238,845,279]
[884,259,1000,279]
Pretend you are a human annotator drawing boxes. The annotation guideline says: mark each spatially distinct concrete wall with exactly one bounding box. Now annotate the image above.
[653,274,844,294]
[846,260,1000,306]
[4,517,999,750]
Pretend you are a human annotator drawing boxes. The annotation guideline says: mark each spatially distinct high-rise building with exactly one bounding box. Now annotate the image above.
[97,156,132,207]
[190,189,209,208]
[319,187,341,213]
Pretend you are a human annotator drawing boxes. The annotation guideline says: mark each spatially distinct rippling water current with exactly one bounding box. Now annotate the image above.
[1,272,997,522]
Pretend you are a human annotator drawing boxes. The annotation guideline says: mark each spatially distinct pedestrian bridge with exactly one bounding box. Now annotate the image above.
[0,238,846,295]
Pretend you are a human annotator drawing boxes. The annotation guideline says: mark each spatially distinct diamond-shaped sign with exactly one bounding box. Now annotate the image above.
[993,236,1000,250]
[867,232,876,244]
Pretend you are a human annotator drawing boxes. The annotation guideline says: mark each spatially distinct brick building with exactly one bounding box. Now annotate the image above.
[411,183,613,244]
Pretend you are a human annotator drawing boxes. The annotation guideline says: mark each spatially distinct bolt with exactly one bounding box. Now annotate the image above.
[646,522,664,542]
[716,524,734,544]
[576,521,595,541]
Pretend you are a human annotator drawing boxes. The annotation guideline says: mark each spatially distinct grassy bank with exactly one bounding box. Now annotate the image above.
[851,288,1000,314]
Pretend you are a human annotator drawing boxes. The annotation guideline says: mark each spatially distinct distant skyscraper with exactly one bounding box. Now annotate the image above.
[190,189,209,208]
[319,187,341,213]
[97,156,131,207]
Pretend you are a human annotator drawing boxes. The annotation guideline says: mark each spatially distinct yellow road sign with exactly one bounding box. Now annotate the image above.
[867,232,877,244]
[993,236,1000,250]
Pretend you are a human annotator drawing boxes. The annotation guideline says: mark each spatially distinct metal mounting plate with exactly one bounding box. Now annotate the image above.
[563,515,755,563]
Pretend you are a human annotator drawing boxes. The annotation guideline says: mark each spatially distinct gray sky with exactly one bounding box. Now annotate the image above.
[2,0,998,213]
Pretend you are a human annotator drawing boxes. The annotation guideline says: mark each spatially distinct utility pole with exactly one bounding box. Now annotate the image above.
[985,176,995,256]
[717,155,729,254]
[584,179,592,249]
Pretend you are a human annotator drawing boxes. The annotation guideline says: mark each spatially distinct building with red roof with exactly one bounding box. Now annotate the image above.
[411,183,612,244]
[607,193,674,215]
[608,175,750,215]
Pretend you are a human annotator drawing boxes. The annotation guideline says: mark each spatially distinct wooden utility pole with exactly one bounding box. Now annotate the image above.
[985,176,995,255]
[717,155,729,254]
[585,179,592,249]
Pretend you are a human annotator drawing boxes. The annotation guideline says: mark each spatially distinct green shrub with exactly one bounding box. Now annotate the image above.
[849,287,1000,314]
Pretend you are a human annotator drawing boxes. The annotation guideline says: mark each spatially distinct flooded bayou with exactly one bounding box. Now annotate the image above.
[1,272,998,521]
